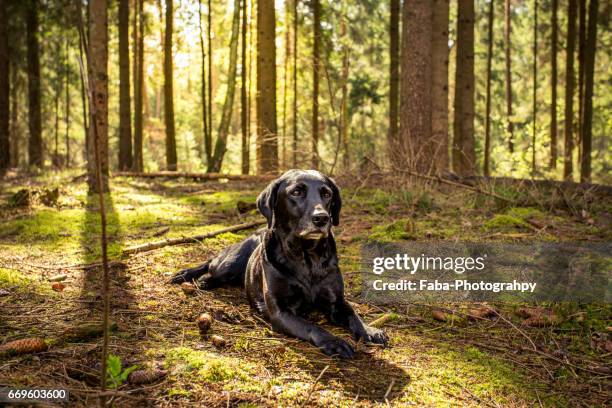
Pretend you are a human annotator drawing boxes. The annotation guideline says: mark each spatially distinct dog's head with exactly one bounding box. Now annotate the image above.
[257,169,341,240]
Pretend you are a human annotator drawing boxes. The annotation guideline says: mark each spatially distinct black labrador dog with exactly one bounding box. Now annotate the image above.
[171,169,388,358]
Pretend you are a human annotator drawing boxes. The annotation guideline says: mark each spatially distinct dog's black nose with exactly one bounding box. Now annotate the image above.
[312,213,330,227]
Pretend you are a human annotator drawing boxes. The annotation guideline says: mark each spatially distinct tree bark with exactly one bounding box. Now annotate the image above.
[65,38,71,167]
[118,0,133,170]
[133,0,144,171]
[311,0,320,169]
[292,0,298,168]
[87,0,109,193]
[550,0,558,169]
[483,0,494,176]
[563,0,577,180]
[207,0,212,166]
[400,0,433,173]
[26,0,42,167]
[198,0,210,167]
[452,0,475,176]
[281,0,291,169]
[531,0,538,176]
[388,0,400,167]
[431,0,449,174]
[256,0,278,174]
[504,0,514,153]
[0,0,9,172]
[78,27,88,163]
[164,0,177,171]
[241,0,249,174]
[54,41,60,167]
[10,59,19,167]
[577,0,586,164]
[209,0,241,172]
[580,0,598,182]
[340,5,349,170]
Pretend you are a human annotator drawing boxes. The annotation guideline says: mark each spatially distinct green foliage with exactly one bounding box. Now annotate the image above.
[368,219,417,242]
[106,354,139,389]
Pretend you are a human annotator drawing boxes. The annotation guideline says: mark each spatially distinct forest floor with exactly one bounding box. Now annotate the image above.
[0,170,610,407]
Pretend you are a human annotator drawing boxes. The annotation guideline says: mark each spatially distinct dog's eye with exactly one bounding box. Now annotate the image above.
[321,190,332,199]
[290,189,304,197]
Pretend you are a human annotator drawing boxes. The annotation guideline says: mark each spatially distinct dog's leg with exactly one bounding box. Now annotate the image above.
[170,261,210,284]
[267,308,355,359]
[329,300,389,346]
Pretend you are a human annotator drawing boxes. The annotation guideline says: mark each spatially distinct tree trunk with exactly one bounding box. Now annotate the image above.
[388,0,400,167]
[340,6,349,170]
[311,0,320,169]
[133,0,144,171]
[577,0,586,164]
[164,0,177,171]
[531,0,538,176]
[78,28,88,163]
[400,0,433,173]
[54,42,60,168]
[209,0,241,172]
[580,0,598,182]
[26,0,42,167]
[504,0,513,153]
[550,0,558,169]
[0,0,9,172]
[118,0,133,170]
[292,0,298,168]
[87,0,109,193]
[281,0,290,169]
[207,0,212,165]
[431,0,449,174]
[65,38,71,167]
[452,0,475,176]
[483,0,494,176]
[256,0,278,174]
[241,0,249,174]
[198,0,210,166]
[10,60,19,167]
[563,0,577,180]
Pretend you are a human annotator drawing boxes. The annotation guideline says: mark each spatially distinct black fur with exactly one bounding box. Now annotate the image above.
[171,169,388,358]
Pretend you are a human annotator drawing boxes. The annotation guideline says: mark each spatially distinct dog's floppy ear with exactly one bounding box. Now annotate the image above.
[257,178,283,228]
[324,176,342,226]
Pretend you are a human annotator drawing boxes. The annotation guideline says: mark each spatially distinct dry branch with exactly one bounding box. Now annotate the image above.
[122,220,265,255]
[114,171,274,182]
[371,170,514,203]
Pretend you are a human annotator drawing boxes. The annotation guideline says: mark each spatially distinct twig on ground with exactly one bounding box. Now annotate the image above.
[122,220,265,255]
[301,365,329,408]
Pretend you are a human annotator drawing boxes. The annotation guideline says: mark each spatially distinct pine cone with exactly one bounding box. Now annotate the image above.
[128,369,168,385]
[0,338,48,357]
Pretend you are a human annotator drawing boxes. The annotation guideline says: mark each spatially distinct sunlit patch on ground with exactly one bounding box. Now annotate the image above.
[0,171,609,406]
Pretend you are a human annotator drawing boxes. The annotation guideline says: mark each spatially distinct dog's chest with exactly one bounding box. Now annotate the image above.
[285,265,336,314]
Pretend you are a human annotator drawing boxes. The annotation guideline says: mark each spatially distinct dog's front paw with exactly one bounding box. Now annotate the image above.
[319,337,355,359]
[359,326,389,346]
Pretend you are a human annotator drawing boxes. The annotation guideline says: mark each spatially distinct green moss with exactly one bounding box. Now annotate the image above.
[167,388,191,398]
[367,219,417,242]
[387,340,563,406]
[165,347,256,384]
[483,214,529,231]
[507,207,544,220]
[0,268,32,288]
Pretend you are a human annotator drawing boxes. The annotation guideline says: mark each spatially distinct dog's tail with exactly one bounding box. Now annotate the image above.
[170,261,210,284]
